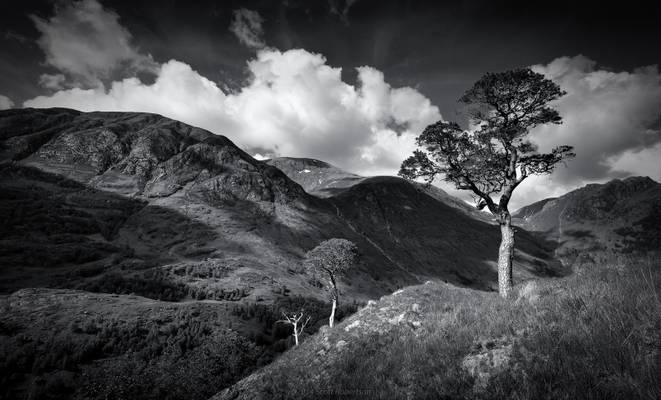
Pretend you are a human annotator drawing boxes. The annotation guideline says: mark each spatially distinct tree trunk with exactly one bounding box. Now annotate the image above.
[293,322,299,346]
[329,292,337,328]
[497,215,514,298]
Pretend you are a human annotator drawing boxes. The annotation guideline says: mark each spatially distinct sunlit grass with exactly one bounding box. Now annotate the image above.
[261,254,660,399]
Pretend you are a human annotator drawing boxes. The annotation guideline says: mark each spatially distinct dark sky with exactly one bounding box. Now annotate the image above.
[1,0,661,208]
[2,0,660,117]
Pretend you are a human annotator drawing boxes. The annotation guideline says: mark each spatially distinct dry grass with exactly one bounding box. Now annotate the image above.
[245,254,660,399]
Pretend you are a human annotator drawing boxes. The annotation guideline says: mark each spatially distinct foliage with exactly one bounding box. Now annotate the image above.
[399,68,574,219]
[0,305,262,400]
[304,238,358,293]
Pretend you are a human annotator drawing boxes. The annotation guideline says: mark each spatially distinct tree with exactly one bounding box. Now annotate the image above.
[305,238,357,327]
[277,310,311,346]
[399,68,574,298]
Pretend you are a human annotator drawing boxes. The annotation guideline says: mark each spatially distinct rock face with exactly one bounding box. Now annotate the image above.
[513,177,661,257]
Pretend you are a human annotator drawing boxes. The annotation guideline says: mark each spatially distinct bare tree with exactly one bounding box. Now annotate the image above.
[305,238,357,327]
[277,310,311,346]
[400,68,574,298]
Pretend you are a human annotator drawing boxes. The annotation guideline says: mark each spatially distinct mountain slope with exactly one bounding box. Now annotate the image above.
[0,108,563,298]
[1,109,393,304]
[329,176,563,290]
[267,156,492,222]
[513,177,661,257]
[265,157,364,197]
[0,108,565,399]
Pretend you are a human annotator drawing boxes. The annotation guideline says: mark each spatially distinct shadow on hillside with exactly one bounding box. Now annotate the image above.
[0,164,246,294]
[328,177,570,291]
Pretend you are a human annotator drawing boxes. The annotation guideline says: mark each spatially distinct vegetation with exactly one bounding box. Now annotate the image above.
[0,291,360,400]
[231,295,359,354]
[252,254,660,399]
[305,239,358,327]
[276,311,311,346]
[0,305,258,400]
[400,68,574,297]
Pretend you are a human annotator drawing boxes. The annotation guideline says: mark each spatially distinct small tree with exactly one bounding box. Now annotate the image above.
[305,238,357,327]
[400,68,574,298]
[277,310,311,346]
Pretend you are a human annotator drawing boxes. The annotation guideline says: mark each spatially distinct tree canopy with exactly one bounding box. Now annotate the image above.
[399,68,574,297]
[399,68,574,220]
[305,238,357,280]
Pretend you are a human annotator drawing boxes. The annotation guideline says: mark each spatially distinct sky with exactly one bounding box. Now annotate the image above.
[1,0,660,209]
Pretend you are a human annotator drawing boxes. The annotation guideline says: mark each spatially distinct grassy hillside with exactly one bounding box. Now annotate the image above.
[331,176,566,291]
[216,253,660,400]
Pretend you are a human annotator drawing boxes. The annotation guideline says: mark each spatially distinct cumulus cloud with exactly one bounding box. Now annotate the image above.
[608,142,661,180]
[25,48,441,177]
[31,0,156,88]
[25,2,660,208]
[229,8,266,49]
[0,95,14,110]
[498,55,661,209]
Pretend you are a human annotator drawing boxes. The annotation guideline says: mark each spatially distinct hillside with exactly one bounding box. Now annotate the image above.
[0,108,393,301]
[265,157,364,197]
[214,255,661,400]
[513,177,661,258]
[0,108,563,298]
[0,108,562,399]
[267,156,492,222]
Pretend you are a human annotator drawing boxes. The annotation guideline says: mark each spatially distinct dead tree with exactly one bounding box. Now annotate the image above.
[277,310,311,346]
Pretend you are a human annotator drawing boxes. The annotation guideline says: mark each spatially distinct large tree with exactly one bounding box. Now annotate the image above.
[399,68,574,298]
[305,238,357,327]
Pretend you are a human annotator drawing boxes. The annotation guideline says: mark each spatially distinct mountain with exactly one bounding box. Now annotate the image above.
[513,176,661,258]
[0,108,563,399]
[267,156,492,222]
[0,108,562,297]
[265,157,364,197]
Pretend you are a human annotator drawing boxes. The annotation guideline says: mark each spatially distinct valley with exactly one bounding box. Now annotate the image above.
[0,108,658,399]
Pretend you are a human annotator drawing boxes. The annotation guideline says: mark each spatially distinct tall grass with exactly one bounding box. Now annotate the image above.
[261,254,660,399]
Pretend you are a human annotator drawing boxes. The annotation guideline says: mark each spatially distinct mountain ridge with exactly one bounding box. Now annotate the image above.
[513,175,661,258]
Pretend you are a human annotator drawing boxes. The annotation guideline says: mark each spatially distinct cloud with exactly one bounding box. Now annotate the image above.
[24,48,441,177]
[0,95,14,110]
[608,142,661,180]
[229,8,266,49]
[31,0,156,88]
[504,55,661,209]
[25,2,659,209]
[39,73,67,90]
